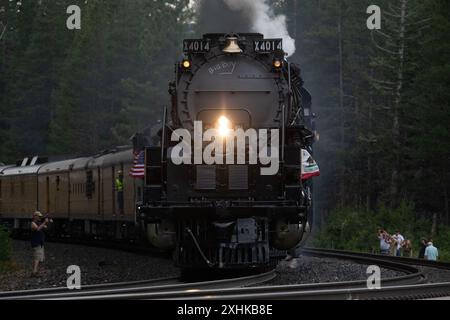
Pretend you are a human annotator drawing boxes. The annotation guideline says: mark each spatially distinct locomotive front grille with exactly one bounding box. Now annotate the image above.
[229,165,248,190]
[196,165,216,190]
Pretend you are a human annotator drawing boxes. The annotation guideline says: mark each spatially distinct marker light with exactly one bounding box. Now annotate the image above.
[182,59,191,69]
[217,116,232,137]
[273,59,283,69]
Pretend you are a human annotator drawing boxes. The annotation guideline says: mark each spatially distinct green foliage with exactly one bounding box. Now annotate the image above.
[315,204,450,261]
[0,226,11,262]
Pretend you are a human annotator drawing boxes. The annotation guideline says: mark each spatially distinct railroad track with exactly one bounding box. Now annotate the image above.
[2,248,450,300]
[0,270,276,300]
[302,247,450,270]
[0,276,180,299]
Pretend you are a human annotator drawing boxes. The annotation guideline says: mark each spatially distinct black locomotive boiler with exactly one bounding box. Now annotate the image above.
[138,33,316,270]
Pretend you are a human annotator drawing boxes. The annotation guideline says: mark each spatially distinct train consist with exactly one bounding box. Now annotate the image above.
[0,33,316,271]
[0,149,143,240]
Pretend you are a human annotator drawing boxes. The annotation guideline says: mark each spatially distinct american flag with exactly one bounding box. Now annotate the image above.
[129,150,145,178]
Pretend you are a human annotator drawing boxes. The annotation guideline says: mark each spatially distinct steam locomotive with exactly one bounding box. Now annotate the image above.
[0,33,316,272]
[138,33,316,270]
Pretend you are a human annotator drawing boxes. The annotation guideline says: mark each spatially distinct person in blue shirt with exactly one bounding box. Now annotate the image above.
[424,242,439,261]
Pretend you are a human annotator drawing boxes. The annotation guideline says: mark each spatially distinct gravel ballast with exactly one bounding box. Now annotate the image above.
[267,254,407,286]
[416,266,450,284]
[0,241,179,292]
[3,241,450,293]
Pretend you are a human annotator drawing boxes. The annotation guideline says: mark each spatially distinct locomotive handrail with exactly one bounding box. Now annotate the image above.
[161,105,168,163]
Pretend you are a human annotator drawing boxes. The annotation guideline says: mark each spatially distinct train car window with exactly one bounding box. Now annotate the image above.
[10,180,14,196]
[56,176,60,191]
[86,170,94,199]
[20,181,25,195]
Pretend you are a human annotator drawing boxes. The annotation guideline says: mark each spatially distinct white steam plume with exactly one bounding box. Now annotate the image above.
[224,0,296,57]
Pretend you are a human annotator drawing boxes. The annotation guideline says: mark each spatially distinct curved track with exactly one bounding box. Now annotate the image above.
[0,270,276,300]
[3,248,445,300]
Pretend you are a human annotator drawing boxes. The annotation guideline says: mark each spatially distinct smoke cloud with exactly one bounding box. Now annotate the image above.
[196,0,296,56]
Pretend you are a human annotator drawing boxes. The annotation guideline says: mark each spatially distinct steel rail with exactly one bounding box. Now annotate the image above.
[303,247,450,270]
[61,272,423,300]
[0,270,276,300]
[176,282,450,300]
[0,276,180,299]
[41,249,425,300]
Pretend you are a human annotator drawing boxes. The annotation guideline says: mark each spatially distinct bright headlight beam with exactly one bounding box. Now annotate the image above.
[217,116,232,137]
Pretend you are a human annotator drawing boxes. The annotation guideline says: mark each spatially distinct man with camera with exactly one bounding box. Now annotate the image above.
[377,229,391,256]
[31,211,53,275]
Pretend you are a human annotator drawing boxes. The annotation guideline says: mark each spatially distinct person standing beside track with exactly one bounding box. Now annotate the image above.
[424,241,439,261]
[115,170,124,215]
[418,238,428,259]
[402,239,413,257]
[392,231,405,257]
[31,211,52,275]
[377,229,391,256]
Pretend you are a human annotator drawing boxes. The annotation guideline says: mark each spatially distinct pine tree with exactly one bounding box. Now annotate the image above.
[407,0,450,225]
[3,0,78,158]
[368,0,431,206]
[49,0,191,156]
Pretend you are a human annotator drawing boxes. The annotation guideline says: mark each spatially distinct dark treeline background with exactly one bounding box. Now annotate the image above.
[1,1,449,254]
[0,0,191,158]
[280,0,450,254]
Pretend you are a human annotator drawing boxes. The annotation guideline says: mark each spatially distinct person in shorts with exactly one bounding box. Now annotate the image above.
[31,211,50,275]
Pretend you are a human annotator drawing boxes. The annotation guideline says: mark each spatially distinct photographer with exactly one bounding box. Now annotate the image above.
[377,229,391,256]
[31,211,53,275]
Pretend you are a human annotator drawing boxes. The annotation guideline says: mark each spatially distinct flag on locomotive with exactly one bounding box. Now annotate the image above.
[129,150,145,179]
[301,149,320,181]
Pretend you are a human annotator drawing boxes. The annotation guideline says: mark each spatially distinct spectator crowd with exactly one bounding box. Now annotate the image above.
[377,229,439,261]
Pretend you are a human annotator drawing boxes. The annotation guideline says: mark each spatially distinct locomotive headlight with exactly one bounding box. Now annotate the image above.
[217,116,232,137]
[182,59,191,69]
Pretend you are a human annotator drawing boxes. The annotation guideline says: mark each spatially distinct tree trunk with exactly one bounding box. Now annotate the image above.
[431,212,438,239]
[390,0,407,206]
[337,1,345,149]
[337,0,345,207]
[445,186,449,226]
[0,23,7,42]
[367,75,375,211]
